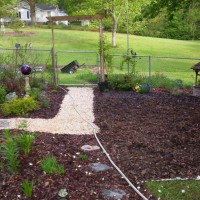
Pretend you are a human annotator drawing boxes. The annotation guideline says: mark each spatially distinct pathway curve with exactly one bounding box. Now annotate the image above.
[0,87,99,134]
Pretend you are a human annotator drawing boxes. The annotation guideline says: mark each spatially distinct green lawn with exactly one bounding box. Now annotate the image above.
[1,27,200,57]
[146,180,200,200]
[0,27,199,85]
[1,27,200,198]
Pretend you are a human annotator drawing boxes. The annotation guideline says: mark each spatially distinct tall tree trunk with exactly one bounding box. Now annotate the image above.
[112,14,117,47]
[29,0,36,24]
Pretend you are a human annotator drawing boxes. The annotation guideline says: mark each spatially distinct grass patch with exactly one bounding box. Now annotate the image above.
[146,180,200,200]
[40,155,64,174]
[58,68,98,84]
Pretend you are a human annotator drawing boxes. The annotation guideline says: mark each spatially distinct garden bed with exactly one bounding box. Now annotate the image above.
[0,86,66,119]
[0,87,200,199]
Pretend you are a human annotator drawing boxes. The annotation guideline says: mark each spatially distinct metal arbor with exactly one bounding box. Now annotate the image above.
[47,14,105,86]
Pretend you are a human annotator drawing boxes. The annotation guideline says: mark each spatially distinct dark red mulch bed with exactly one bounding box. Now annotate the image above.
[0,86,66,119]
[93,89,200,198]
[0,131,138,200]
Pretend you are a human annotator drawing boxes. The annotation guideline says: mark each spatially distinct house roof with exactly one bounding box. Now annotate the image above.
[37,4,57,11]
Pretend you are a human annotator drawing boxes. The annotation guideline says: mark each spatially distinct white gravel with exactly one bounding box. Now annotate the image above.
[0,87,99,134]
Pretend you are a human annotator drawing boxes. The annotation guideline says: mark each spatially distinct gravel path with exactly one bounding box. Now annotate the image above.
[0,87,99,134]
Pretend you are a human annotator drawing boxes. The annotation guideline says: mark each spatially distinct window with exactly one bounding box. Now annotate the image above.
[27,11,30,19]
[18,12,21,19]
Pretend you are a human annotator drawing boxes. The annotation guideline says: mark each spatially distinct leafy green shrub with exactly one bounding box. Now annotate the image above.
[0,85,6,104]
[0,130,20,173]
[14,131,35,156]
[1,97,39,116]
[51,89,58,94]
[29,88,41,99]
[150,73,185,89]
[108,74,134,91]
[21,180,34,198]
[8,19,24,33]
[29,77,46,90]
[38,96,49,108]
[29,88,49,108]
[40,155,65,174]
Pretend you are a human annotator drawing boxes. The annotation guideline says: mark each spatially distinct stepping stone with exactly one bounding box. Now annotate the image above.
[81,145,100,151]
[89,162,111,172]
[100,189,126,200]
[0,120,9,128]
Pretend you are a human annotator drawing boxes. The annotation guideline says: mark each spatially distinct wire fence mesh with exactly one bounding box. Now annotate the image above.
[56,50,99,85]
[0,48,199,87]
[0,48,54,84]
[110,55,200,86]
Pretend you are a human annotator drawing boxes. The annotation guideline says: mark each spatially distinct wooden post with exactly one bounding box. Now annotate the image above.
[51,22,57,86]
[99,19,104,82]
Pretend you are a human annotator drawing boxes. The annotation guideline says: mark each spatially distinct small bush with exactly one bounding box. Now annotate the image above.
[29,77,46,90]
[41,155,65,174]
[1,97,39,116]
[38,95,49,108]
[0,68,25,95]
[29,88,41,99]
[51,89,58,94]
[0,86,6,104]
[108,74,134,91]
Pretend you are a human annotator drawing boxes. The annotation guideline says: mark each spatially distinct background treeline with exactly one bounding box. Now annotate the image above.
[104,7,200,40]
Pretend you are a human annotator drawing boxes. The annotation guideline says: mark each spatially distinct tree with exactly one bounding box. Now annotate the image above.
[187,1,200,39]
[143,0,199,19]
[141,0,200,39]
[21,0,58,24]
[58,0,151,46]
[0,0,18,18]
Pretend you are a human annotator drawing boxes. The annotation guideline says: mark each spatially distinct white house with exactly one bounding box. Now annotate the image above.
[35,4,58,23]
[16,2,68,25]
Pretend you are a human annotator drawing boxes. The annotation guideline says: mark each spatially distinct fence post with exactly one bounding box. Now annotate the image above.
[55,52,59,85]
[99,18,105,82]
[51,48,57,86]
[148,56,151,86]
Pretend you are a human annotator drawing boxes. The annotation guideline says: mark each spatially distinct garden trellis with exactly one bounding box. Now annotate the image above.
[47,14,106,86]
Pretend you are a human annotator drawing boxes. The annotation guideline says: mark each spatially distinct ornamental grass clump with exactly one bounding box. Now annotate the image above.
[21,180,34,198]
[0,130,20,174]
[14,131,35,156]
[40,155,65,174]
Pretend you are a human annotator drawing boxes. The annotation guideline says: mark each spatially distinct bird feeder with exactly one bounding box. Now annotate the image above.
[21,64,31,96]
[191,62,200,97]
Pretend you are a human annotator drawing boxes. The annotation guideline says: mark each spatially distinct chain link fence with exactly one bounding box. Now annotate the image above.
[55,50,100,85]
[0,48,54,84]
[109,54,200,86]
[0,47,199,87]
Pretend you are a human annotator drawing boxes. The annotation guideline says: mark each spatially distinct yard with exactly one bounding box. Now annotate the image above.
[0,86,200,199]
[0,27,200,199]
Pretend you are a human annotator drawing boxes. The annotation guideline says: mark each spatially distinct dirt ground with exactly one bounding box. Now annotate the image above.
[0,87,200,199]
